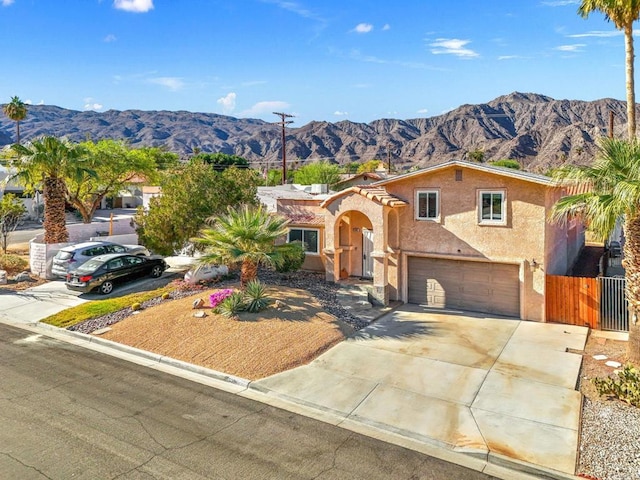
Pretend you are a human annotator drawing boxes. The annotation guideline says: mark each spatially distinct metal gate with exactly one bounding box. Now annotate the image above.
[599,276,629,332]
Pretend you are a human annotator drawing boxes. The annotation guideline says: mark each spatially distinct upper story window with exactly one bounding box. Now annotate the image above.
[416,190,439,220]
[479,190,506,225]
[288,228,319,255]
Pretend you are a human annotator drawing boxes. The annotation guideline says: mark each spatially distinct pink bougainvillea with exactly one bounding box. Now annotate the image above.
[210,289,235,308]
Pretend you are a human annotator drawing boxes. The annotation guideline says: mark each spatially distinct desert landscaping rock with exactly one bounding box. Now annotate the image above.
[579,398,640,480]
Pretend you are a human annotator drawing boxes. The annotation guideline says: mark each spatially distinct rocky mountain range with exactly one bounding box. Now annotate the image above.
[0,92,629,172]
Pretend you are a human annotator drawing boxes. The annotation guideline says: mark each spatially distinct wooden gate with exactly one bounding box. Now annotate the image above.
[545,275,599,329]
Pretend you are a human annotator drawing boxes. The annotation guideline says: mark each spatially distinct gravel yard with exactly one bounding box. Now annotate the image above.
[576,334,639,480]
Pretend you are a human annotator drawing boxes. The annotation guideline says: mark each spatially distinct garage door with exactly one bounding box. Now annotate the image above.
[408,257,520,317]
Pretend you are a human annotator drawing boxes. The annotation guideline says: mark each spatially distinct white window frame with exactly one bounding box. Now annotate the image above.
[478,190,506,225]
[415,189,440,221]
[287,228,320,255]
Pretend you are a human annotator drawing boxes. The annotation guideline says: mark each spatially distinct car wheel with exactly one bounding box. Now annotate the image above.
[150,265,163,278]
[99,281,114,295]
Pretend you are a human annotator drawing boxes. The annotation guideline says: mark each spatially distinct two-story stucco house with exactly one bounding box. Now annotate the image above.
[266,160,583,323]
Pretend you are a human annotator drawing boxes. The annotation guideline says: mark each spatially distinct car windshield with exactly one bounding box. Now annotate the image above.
[55,251,74,260]
[76,258,104,272]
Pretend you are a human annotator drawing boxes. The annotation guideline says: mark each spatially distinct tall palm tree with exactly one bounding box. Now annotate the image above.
[551,137,640,363]
[2,96,28,144]
[579,0,640,139]
[10,136,90,244]
[193,204,303,286]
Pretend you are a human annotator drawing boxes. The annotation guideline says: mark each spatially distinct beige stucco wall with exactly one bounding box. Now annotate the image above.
[380,166,548,321]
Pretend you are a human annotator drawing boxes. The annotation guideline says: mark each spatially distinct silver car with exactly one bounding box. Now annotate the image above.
[51,241,150,278]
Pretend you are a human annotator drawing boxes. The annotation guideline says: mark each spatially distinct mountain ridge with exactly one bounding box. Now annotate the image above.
[0,92,628,172]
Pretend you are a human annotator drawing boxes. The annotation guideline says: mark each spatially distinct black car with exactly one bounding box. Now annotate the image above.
[65,253,167,294]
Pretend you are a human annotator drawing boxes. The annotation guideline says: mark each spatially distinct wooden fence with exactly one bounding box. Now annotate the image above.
[545,275,599,329]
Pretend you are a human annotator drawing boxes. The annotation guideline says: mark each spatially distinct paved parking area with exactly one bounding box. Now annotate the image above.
[251,305,588,477]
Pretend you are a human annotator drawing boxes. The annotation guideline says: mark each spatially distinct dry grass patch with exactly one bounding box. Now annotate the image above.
[99,285,354,380]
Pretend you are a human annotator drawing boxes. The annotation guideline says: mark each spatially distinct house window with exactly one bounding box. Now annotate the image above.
[288,228,319,254]
[479,190,506,224]
[416,190,439,220]
[455,169,463,181]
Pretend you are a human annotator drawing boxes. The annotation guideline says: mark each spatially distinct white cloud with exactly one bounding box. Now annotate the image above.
[260,0,326,23]
[113,0,154,13]
[498,55,523,60]
[382,24,390,31]
[240,101,291,117]
[1,0,15,6]
[556,43,585,52]
[568,30,620,38]
[84,103,103,111]
[37,100,44,105]
[417,108,428,114]
[104,34,117,42]
[430,38,479,58]
[24,99,32,105]
[148,76,184,91]
[217,92,237,114]
[333,111,349,116]
[241,80,267,87]
[353,23,373,34]
[541,0,579,6]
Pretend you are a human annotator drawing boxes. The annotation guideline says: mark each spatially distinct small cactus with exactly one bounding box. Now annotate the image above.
[131,302,142,311]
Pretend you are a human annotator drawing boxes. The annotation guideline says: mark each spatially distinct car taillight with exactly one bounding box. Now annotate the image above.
[79,275,93,282]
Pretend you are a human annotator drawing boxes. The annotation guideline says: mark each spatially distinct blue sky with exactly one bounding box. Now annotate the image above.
[0,0,632,126]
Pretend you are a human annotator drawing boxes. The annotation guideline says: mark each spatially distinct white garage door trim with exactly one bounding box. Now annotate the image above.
[407,256,520,318]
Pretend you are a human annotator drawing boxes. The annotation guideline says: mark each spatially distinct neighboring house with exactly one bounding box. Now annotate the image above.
[141,186,162,210]
[0,165,38,219]
[257,184,330,271]
[334,168,390,191]
[268,160,583,322]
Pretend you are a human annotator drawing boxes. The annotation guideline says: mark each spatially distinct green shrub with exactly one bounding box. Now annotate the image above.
[489,159,521,170]
[593,364,640,407]
[0,254,28,275]
[131,302,142,311]
[244,280,271,313]
[217,291,246,317]
[275,241,305,273]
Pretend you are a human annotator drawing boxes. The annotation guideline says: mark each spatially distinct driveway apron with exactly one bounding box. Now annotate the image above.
[251,304,588,477]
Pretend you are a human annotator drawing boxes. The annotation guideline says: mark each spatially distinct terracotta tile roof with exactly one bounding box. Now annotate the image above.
[320,185,408,208]
[283,213,325,226]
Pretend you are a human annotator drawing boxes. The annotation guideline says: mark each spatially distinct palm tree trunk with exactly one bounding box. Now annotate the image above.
[43,176,69,244]
[625,25,636,140]
[16,121,20,144]
[240,260,258,287]
[623,214,640,363]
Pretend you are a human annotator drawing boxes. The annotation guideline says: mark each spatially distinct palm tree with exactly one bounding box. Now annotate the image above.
[193,204,304,286]
[551,137,640,363]
[2,96,28,144]
[578,0,640,139]
[10,136,91,244]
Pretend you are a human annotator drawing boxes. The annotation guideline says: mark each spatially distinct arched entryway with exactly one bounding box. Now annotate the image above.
[336,211,374,280]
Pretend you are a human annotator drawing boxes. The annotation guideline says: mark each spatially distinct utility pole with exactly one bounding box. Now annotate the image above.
[387,142,391,173]
[609,110,615,139]
[273,112,294,185]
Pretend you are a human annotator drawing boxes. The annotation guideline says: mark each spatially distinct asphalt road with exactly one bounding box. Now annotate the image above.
[0,323,497,480]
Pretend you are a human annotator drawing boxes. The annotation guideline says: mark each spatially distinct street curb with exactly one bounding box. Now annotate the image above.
[14,320,251,389]
[3,319,581,480]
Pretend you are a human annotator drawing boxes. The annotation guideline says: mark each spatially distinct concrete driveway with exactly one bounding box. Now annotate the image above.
[251,305,588,477]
